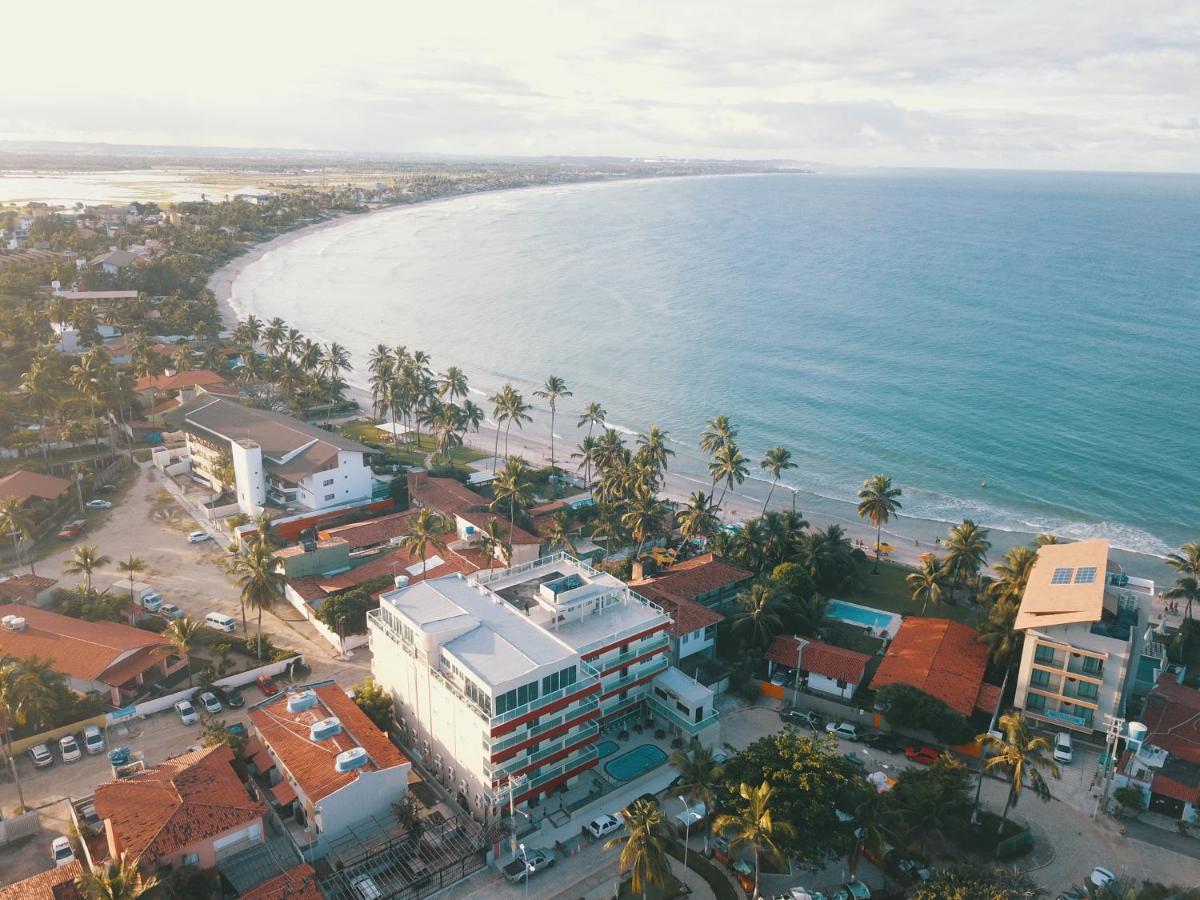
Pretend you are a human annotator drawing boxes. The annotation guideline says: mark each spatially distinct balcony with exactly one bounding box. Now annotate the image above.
[600,657,669,700]
[1066,658,1104,679]
[524,746,600,794]
[595,634,671,675]
[1060,681,1100,704]
[647,695,719,736]
[487,697,600,754]
[491,670,601,729]
[487,722,600,782]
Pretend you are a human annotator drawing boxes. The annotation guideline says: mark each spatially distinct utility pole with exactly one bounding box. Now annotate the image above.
[1093,714,1124,819]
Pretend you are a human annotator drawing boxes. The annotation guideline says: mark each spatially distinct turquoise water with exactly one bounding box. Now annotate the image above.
[229,171,1200,577]
[825,599,895,630]
[597,740,619,759]
[605,744,668,782]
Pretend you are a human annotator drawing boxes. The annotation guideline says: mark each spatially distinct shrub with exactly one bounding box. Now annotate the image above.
[875,683,976,745]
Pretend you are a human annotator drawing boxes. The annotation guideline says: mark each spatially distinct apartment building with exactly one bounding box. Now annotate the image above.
[1013,539,1155,734]
[368,553,718,821]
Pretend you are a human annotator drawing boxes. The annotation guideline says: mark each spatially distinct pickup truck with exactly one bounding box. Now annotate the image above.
[57,519,87,540]
[502,848,555,884]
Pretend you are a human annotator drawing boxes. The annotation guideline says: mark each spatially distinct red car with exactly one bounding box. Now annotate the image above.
[904,745,941,765]
[257,674,280,695]
[57,519,87,540]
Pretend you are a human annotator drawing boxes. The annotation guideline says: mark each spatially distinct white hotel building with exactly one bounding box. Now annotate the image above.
[368,554,719,820]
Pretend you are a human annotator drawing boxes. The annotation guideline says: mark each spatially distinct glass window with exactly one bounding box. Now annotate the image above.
[1077,681,1099,700]
[1082,657,1103,676]
[1031,669,1052,688]
[1027,693,1046,712]
[1034,645,1058,665]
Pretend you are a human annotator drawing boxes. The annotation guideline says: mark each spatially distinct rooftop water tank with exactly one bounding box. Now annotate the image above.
[309,716,342,741]
[287,690,319,714]
[464,525,475,536]
[394,575,410,590]
[334,747,369,773]
[1127,721,1148,749]
[3,616,26,632]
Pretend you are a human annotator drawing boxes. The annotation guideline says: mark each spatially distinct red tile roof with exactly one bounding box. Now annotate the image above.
[407,472,486,518]
[632,582,724,637]
[767,635,871,685]
[0,604,168,682]
[974,681,1003,716]
[0,860,83,899]
[870,618,990,716]
[1142,681,1200,764]
[0,469,71,503]
[0,574,57,603]
[239,863,323,900]
[97,645,171,688]
[93,744,265,865]
[315,546,486,595]
[249,684,409,803]
[1152,771,1200,804]
[133,370,229,393]
[318,510,421,549]
[461,511,540,547]
[630,554,751,603]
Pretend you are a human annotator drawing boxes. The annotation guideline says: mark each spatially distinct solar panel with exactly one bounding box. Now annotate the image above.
[1050,567,1074,585]
[1074,566,1097,584]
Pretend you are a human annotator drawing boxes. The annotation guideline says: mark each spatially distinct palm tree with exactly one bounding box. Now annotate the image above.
[478,518,512,568]
[488,388,507,470]
[161,617,203,687]
[622,488,666,557]
[668,742,722,850]
[791,594,828,637]
[438,366,469,402]
[75,852,158,899]
[847,787,892,881]
[979,712,1059,834]
[709,442,749,507]
[857,474,903,574]
[1034,532,1060,546]
[546,513,577,555]
[636,427,675,484]
[117,555,147,625]
[605,800,673,900]
[0,496,36,575]
[988,545,1037,604]
[712,781,796,900]
[677,491,721,546]
[977,597,1021,670]
[401,509,451,579]
[700,415,737,492]
[487,458,528,525]
[578,402,606,439]
[759,447,797,516]
[1167,541,1200,630]
[533,375,572,486]
[498,386,532,462]
[63,544,111,594]
[231,539,286,660]
[320,342,352,423]
[732,583,783,650]
[0,656,60,810]
[942,519,991,602]
[907,556,945,615]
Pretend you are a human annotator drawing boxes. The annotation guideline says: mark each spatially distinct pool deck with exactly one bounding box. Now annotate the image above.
[604,744,668,782]
[826,598,903,639]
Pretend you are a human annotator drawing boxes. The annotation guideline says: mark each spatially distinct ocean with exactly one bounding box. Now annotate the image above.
[226,170,1200,579]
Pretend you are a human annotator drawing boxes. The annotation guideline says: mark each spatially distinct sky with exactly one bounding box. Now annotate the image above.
[4,1,1199,171]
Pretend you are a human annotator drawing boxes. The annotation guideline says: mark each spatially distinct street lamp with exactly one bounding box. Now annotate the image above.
[518,842,532,900]
[678,795,691,871]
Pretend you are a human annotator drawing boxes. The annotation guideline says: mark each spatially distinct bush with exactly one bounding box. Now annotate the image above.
[665,842,737,900]
[875,683,976,745]
[1114,785,1144,813]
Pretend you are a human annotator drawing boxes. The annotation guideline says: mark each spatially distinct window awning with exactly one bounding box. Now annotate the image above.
[271,780,298,806]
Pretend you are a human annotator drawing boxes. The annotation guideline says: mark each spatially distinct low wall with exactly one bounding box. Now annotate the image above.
[281,585,368,655]
[0,810,39,846]
[205,499,241,520]
[9,713,110,755]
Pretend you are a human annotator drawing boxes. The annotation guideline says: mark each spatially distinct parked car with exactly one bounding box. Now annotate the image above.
[28,743,54,768]
[57,519,86,540]
[59,735,82,764]
[257,674,280,695]
[85,499,113,510]
[773,890,827,900]
[159,603,185,619]
[94,483,117,494]
[825,721,861,741]
[1090,867,1115,888]
[1054,732,1074,764]
[174,700,199,725]
[139,592,164,613]
[770,670,791,686]
[585,813,623,839]
[350,874,382,900]
[187,530,212,544]
[51,836,75,868]
[78,801,102,834]
[82,724,105,754]
[864,733,904,754]
[502,848,555,884]
[842,751,867,775]
[782,708,823,730]
[198,691,222,714]
[904,745,941,766]
[224,687,246,708]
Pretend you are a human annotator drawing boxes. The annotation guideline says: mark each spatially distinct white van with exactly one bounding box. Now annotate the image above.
[204,612,237,633]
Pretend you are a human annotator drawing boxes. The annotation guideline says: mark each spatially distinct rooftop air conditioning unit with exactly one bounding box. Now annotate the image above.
[2,616,26,633]
[394,575,410,590]
[287,690,319,714]
[334,747,369,773]
[309,716,342,741]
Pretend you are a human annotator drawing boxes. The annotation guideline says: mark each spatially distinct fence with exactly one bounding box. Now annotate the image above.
[281,585,369,656]
[0,809,39,846]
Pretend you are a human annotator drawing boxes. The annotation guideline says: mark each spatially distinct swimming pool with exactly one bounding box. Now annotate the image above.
[597,740,619,759]
[604,744,667,782]
[826,599,898,634]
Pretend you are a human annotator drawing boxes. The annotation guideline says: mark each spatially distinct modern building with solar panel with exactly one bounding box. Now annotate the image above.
[1012,538,1156,734]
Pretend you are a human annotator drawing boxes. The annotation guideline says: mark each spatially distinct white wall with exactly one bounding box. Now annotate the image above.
[677,628,713,661]
[282,584,369,655]
[296,451,372,512]
[314,762,411,845]
[808,672,857,701]
[230,441,265,515]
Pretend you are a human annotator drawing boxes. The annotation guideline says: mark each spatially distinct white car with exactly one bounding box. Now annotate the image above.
[51,836,75,867]
[28,743,53,768]
[83,724,105,754]
[187,530,212,544]
[1090,867,1115,888]
[199,692,222,714]
[59,734,82,763]
[1054,732,1073,764]
[159,603,185,619]
[585,813,622,839]
[85,499,113,510]
[826,722,861,742]
[175,700,199,725]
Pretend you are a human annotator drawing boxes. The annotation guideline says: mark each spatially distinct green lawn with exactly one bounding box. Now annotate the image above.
[841,561,978,624]
[340,422,487,468]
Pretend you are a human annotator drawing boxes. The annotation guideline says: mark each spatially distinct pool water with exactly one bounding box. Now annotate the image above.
[604,744,668,782]
[825,599,894,631]
[597,740,619,759]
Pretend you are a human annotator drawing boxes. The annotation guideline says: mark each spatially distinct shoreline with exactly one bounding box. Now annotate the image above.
[208,178,1178,586]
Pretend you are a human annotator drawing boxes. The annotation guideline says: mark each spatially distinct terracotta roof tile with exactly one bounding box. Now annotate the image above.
[0,859,83,899]
[318,510,421,549]
[407,472,486,518]
[133,370,229,393]
[97,645,172,688]
[1142,681,1200,764]
[0,574,57,603]
[314,546,485,595]
[239,863,323,900]
[0,469,71,503]
[93,744,265,865]
[633,583,724,637]
[869,617,990,716]
[630,554,750,603]
[249,684,409,803]
[0,604,168,682]
[767,635,871,684]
